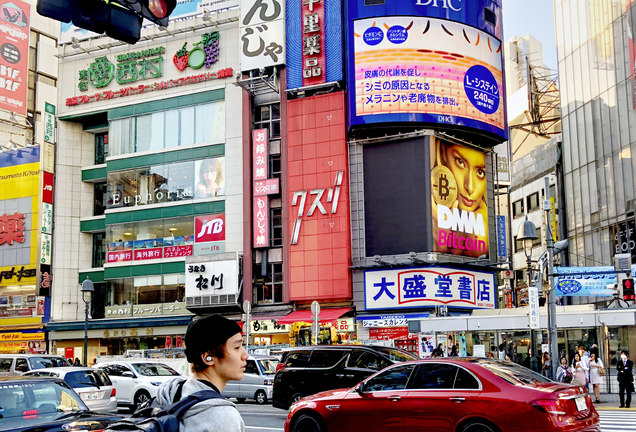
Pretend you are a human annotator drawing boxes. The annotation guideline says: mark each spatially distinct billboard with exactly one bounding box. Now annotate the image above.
[0,0,30,115]
[240,0,285,71]
[431,138,488,258]
[346,0,506,141]
[364,266,496,310]
[286,0,343,89]
[554,266,629,297]
[287,92,351,301]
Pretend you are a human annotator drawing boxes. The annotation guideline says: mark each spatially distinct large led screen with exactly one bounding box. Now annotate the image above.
[350,16,506,140]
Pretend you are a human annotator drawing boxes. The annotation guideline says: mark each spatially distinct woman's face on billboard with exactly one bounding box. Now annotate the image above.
[444,144,486,212]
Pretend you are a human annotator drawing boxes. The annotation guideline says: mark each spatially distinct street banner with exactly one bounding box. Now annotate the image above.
[0,0,30,115]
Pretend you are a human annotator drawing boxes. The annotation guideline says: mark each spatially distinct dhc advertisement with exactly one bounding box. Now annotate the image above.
[346,0,507,142]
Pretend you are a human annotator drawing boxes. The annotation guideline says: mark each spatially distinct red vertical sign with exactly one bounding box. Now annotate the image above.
[301,0,326,87]
[42,171,54,204]
[253,195,269,248]
[0,0,30,115]
[253,129,268,181]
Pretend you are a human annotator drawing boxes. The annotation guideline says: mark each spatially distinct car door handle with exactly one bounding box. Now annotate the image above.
[388,395,401,401]
[450,397,465,403]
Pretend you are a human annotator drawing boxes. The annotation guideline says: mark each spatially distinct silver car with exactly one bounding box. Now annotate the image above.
[22,367,118,413]
[223,355,279,404]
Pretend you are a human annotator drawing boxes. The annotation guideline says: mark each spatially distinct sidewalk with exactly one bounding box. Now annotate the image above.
[594,391,636,411]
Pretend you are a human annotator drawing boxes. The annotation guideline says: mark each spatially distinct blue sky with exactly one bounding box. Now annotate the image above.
[502,0,558,71]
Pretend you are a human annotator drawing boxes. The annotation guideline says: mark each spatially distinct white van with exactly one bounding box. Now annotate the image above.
[223,355,278,404]
[0,354,69,376]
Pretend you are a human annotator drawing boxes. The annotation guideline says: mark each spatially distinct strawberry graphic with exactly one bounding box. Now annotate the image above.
[173,42,189,71]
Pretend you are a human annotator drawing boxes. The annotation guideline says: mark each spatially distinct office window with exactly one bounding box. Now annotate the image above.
[95,133,109,164]
[92,233,106,268]
[254,103,281,138]
[257,263,283,304]
[271,207,282,246]
[512,199,524,218]
[527,192,540,212]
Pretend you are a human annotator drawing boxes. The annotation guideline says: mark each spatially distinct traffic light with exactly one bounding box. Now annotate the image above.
[36,0,177,44]
[623,278,636,301]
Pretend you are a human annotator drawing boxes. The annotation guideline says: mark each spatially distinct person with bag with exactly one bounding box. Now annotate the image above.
[105,314,248,432]
[571,352,588,387]
[556,356,572,383]
[588,352,604,403]
[617,350,634,408]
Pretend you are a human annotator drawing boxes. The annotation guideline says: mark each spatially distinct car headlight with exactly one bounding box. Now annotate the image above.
[151,382,162,386]
[264,379,274,386]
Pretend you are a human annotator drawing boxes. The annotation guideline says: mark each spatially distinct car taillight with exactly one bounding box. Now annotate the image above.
[275,363,286,372]
[532,399,566,415]
[22,410,38,419]
[111,388,117,397]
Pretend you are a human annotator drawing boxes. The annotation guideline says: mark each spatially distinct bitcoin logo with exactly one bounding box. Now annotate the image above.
[431,165,457,207]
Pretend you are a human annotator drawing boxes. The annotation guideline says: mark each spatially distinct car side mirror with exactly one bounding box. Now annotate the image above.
[122,371,135,378]
[355,382,366,395]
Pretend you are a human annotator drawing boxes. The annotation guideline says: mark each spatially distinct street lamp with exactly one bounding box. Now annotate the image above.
[81,277,94,367]
[517,216,538,372]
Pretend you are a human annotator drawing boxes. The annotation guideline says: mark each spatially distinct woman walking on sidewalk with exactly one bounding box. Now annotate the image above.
[617,350,634,408]
[572,352,588,387]
[589,352,604,403]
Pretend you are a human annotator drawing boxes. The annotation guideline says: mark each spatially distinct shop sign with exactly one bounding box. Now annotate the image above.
[364,266,496,310]
[40,233,52,265]
[173,32,220,72]
[0,0,30,115]
[42,142,55,173]
[102,327,154,338]
[362,316,409,328]
[369,327,409,341]
[195,214,225,243]
[554,265,630,297]
[528,286,540,329]
[251,319,289,334]
[300,0,326,84]
[0,307,33,317]
[133,247,163,261]
[253,196,269,248]
[0,212,25,246]
[332,318,354,332]
[252,129,278,249]
[0,265,36,286]
[78,47,165,92]
[253,129,268,181]
[0,331,44,342]
[496,215,506,258]
[107,250,133,263]
[42,171,54,204]
[254,178,279,196]
[240,0,285,71]
[0,342,27,352]
[164,245,194,258]
[290,171,344,245]
[66,68,233,107]
[43,102,56,144]
[185,258,239,299]
[193,242,225,256]
[41,203,53,233]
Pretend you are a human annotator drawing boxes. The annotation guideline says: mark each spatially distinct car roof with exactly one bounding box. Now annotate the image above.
[249,355,278,360]
[0,375,66,383]
[25,367,99,374]
[0,354,65,358]
[96,359,169,365]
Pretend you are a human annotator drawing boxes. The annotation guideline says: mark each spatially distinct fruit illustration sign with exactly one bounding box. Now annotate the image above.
[350,16,506,141]
[0,0,30,115]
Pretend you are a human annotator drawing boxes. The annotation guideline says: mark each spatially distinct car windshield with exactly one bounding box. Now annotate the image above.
[257,359,279,375]
[479,360,551,385]
[65,370,112,388]
[0,380,86,423]
[131,363,179,376]
[29,357,68,369]
[375,348,419,363]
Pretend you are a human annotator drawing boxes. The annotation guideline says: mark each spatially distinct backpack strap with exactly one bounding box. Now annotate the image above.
[167,389,226,419]
[172,379,187,403]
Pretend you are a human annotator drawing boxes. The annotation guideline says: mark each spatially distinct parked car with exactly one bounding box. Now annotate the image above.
[0,354,69,376]
[223,355,279,404]
[0,375,122,431]
[273,345,417,409]
[94,360,181,410]
[284,357,600,432]
[22,367,117,413]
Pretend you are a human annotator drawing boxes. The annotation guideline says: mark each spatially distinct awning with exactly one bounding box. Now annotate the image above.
[276,307,352,325]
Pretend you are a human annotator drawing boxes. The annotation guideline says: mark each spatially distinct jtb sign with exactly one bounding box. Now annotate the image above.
[364,267,496,310]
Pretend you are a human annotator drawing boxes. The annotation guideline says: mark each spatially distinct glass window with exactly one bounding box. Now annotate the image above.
[65,370,112,388]
[165,109,179,147]
[410,363,457,389]
[526,192,540,212]
[15,358,28,372]
[0,358,11,372]
[454,367,480,389]
[309,350,347,367]
[95,133,109,164]
[94,183,106,216]
[257,263,283,304]
[132,363,179,376]
[167,161,194,201]
[194,158,225,198]
[481,359,550,385]
[107,169,137,208]
[283,350,311,367]
[245,360,259,375]
[180,106,195,147]
[512,199,524,218]
[92,233,106,268]
[271,207,282,246]
[364,364,416,392]
[0,381,84,421]
[348,351,390,371]
[257,359,279,374]
[254,103,281,138]
[135,114,153,153]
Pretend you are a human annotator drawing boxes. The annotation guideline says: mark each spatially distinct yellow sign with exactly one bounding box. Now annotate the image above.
[0,341,27,352]
[0,331,44,342]
[550,197,558,242]
[0,265,37,287]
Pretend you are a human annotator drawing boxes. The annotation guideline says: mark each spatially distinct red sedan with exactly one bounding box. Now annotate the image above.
[284,358,600,432]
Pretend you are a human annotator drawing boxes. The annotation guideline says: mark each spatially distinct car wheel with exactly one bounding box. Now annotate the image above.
[236,398,247,403]
[458,419,499,432]
[291,413,324,432]
[134,390,151,410]
[291,393,304,404]
[255,390,267,405]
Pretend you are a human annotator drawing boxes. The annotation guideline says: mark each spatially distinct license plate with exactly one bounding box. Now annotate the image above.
[575,396,587,411]
[83,392,100,400]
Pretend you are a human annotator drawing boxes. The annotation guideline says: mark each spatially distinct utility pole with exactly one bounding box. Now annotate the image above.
[545,176,559,379]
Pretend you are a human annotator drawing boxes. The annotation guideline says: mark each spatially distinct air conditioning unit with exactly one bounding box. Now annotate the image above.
[186,294,238,308]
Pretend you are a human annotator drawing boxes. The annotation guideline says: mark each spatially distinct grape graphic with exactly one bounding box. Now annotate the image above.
[202,31,220,68]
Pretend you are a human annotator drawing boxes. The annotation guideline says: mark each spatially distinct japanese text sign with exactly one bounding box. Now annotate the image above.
[253,195,269,248]
[252,128,268,181]
[41,203,53,234]
[0,0,30,115]
[185,259,239,299]
[44,103,56,144]
[42,171,54,204]
[0,212,25,246]
[240,0,286,71]
[254,178,280,196]
[349,15,506,140]
[195,214,225,243]
[364,266,496,310]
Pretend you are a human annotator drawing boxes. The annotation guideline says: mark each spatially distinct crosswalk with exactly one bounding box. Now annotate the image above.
[599,410,636,431]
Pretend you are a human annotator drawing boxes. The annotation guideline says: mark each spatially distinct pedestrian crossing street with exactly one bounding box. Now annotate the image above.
[599,410,636,431]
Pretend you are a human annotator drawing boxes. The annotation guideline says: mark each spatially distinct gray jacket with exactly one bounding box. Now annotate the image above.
[156,377,245,432]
